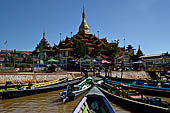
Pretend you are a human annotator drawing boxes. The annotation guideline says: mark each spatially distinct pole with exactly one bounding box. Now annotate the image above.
[33,55,34,73]
[13,49,16,68]
[124,38,125,49]
[60,33,61,42]
[80,58,82,72]
[121,69,123,82]
[5,41,7,63]
[71,32,72,37]
[66,56,67,70]
[97,31,99,37]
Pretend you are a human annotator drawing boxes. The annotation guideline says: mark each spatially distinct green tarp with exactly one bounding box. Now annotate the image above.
[47,59,59,63]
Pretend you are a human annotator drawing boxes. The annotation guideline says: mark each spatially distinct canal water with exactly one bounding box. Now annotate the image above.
[0,89,131,113]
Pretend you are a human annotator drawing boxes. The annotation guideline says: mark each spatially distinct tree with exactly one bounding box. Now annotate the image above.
[90,46,102,58]
[22,56,33,64]
[130,54,140,62]
[105,40,120,62]
[72,39,89,59]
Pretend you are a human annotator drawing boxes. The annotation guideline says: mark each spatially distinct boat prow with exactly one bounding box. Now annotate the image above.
[60,77,93,102]
[73,86,115,113]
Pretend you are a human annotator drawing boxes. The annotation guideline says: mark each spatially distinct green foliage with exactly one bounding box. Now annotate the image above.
[22,56,33,64]
[0,70,17,73]
[15,64,31,68]
[5,63,13,67]
[72,39,89,58]
[130,54,140,62]
[90,46,102,58]
[105,42,120,61]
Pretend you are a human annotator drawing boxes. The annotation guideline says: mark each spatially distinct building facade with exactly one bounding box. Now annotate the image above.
[33,9,108,63]
[140,53,170,72]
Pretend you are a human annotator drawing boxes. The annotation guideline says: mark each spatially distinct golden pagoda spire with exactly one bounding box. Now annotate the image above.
[83,7,85,19]
[43,32,45,39]
[78,7,90,35]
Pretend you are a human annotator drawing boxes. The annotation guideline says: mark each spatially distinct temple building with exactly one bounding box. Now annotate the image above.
[33,8,141,66]
[136,45,144,57]
[140,53,170,71]
[33,8,108,62]
[33,32,59,62]
[56,8,108,60]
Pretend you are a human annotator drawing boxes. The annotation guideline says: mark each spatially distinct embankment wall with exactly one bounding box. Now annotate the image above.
[0,72,70,84]
[101,71,150,79]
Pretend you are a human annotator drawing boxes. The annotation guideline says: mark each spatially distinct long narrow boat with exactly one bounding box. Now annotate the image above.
[104,78,170,98]
[108,76,170,87]
[60,77,93,102]
[0,76,85,99]
[72,86,115,113]
[96,81,170,113]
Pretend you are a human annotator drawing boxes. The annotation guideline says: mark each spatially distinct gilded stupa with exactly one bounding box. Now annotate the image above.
[33,8,108,60]
[58,8,108,51]
[78,8,90,35]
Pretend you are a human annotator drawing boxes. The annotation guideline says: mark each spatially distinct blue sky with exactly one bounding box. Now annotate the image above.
[0,0,170,55]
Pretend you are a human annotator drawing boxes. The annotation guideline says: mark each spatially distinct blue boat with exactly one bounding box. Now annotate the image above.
[72,86,115,113]
[104,78,170,97]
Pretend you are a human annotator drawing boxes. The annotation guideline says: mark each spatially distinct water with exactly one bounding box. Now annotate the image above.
[0,89,131,113]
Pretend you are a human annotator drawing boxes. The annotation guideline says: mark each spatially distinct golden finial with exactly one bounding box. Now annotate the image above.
[83,6,85,19]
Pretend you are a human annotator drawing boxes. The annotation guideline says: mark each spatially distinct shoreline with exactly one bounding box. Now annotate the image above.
[0,71,151,85]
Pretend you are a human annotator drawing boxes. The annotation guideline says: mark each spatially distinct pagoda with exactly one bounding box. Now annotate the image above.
[57,8,108,59]
[33,32,54,60]
[136,45,144,57]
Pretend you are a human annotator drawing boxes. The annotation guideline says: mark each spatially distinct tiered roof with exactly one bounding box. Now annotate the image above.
[136,45,143,56]
[52,44,59,50]
[34,32,52,53]
[58,9,108,50]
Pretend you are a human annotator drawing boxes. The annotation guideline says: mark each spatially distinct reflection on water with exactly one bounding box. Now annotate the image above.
[0,89,131,113]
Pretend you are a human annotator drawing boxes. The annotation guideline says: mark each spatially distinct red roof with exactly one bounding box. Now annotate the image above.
[1,50,32,55]
[101,55,108,58]
[88,47,94,50]
[100,38,107,43]
[120,47,125,51]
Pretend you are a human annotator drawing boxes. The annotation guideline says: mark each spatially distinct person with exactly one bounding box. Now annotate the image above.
[109,66,112,77]
[66,84,72,95]
[93,66,96,76]
[16,82,22,90]
[28,81,33,89]
[84,69,88,77]
[104,67,108,77]
[82,67,88,77]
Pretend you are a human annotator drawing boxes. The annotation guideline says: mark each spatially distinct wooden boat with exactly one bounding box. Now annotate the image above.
[104,78,170,98]
[60,77,93,102]
[0,76,85,99]
[108,76,170,87]
[72,86,115,113]
[0,81,28,90]
[96,81,170,113]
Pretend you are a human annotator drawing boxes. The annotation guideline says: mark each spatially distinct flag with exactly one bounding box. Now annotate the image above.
[4,40,7,45]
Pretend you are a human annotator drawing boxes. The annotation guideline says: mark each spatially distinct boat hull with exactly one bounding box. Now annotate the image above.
[97,85,170,113]
[1,76,85,99]
[73,86,115,113]
[60,77,92,102]
[105,79,170,98]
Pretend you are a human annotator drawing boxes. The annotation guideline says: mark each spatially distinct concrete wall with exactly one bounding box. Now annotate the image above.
[0,71,151,84]
[0,72,70,84]
[101,71,150,80]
